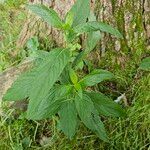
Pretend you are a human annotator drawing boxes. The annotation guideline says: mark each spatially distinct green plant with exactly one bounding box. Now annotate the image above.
[3,0,126,141]
[139,57,150,71]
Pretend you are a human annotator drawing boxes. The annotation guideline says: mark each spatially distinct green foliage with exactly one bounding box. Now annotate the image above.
[74,21,123,38]
[139,57,150,71]
[27,4,63,29]
[59,100,78,139]
[69,68,78,84]
[79,69,114,87]
[75,94,108,142]
[3,1,125,141]
[86,92,126,117]
[68,0,90,27]
[28,85,72,120]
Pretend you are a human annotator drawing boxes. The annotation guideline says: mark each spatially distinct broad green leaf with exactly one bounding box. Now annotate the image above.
[85,12,101,53]
[34,50,50,65]
[3,71,35,101]
[139,57,150,71]
[59,66,71,84]
[85,31,101,53]
[74,21,123,38]
[3,50,52,101]
[68,0,90,27]
[75,94,108,142]
[27,4,63,29]
[86,91,126,117]
[27,85,72,120]
[26,48,70,118]
[3,48,70,103]
[59,100,78,139]
[79,69,114,87]
[69,69,78,84]
[73,12,101,68]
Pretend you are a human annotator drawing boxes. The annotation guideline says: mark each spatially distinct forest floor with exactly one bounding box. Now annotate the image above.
[0,1,150,150]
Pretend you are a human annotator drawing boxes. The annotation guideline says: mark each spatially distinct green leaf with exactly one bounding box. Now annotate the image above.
[74,21,123,38]
[72,51,85,68]
[79,69,114,87]
[4,48,70,103]
[85,31,101,53]
[68,0,90,27]
[34,50,50,65]
[65,11,74,27]
[139,57,150,71]
[27,36,39,51]
[86,91,126,117]
[59,100,78,139]
[3,50,52,102]
[73,12,102,68]
[74,83,83,99]
[75,94,108,141]
[69,69,78,84]
[85,12,101,53]
[3,71,34,101]
[59,66,72,84]
[27,48,71,118]
[27,85,72,120]
[27,4,63,29]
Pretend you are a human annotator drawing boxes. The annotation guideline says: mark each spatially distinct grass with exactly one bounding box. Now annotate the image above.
[0,0,27,71]
[0,1,150,150]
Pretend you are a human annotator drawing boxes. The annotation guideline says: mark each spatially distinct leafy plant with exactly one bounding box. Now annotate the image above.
[3,0,126,141]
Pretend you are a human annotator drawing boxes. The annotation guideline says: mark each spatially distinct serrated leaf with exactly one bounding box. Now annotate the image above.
[3,48,70,103]
[68,0,90,27]
[86,91,126,117]
[27,4,63,29]
[74,21,123,38]
[79,69,114,87]
[75,94,108,142]
[27,48,71,118]
[59,100,78,139]
[139,57,150,71]
[27,85,72,120]
[3,50,52,102]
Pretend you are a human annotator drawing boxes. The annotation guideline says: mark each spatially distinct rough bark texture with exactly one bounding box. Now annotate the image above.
[0,0,150,102]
